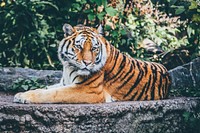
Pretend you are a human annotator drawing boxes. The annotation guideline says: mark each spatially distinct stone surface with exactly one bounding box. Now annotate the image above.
[169,57,200,90]
[0,58,200,132]
[0,92,200,133]
[0,67,61,91]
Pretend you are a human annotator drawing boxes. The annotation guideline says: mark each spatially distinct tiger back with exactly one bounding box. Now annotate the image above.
[13,24,171,104]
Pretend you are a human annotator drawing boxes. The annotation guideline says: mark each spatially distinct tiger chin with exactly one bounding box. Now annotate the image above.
[13,24,171,104]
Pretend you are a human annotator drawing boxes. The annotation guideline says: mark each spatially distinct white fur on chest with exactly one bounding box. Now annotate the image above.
[61,65,80,85]
[46,65,80,89]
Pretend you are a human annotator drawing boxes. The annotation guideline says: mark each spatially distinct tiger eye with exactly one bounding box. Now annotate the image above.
[91,47,99,52]
[75,45,82,50]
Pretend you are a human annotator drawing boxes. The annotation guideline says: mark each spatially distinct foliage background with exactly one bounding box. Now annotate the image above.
[0,0,199,70]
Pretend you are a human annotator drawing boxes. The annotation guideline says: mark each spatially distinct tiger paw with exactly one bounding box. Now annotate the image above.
[13,92,31,104]
[13,90,41,104]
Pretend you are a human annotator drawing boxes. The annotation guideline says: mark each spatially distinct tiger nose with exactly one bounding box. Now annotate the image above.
[83,60,92,66]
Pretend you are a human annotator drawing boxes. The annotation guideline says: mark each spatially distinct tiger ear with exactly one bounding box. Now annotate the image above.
[63,24,74,36]
[97,24,104,35]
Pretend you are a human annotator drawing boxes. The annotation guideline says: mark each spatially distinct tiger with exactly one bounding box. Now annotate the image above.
[13,24,171,104]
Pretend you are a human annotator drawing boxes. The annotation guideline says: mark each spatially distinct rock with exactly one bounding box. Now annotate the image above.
[169,57,200,93]
[0,67,62,91]
[0,92,200,133]
[0,58,200,132]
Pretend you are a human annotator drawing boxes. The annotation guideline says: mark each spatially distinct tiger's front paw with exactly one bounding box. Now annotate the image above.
[13,89,42,104]
[13,92,30,104]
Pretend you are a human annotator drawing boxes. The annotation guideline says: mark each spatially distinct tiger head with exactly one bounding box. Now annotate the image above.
[58,24,107,76]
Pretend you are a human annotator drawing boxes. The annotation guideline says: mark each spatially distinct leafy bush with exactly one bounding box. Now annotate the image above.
[0,0,83,69]
[0,0,199,70]
[182,110,200,133]
[0,0,59,69]
[11,77,46,92]
[152,0,200,59]
[170,87,200,97]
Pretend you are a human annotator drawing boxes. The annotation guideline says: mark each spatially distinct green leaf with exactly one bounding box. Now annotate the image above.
[78,0,87,4]
[187,26,195,38]
[30,86,37,90]
[84,9,93,13]
[21,85,29,90]
[120,29,127,35]
[169,0,177,5]
[87,13,96,21]
[97,12,106,20]
[72,3,82,11]
[95,0,103,6]
[183,112,191,122]
[112,31,118,37]
[189,1,198,10]
[104,25,111,30]
[102,0,107,7]
[32,77,38,82]
[192,14,200,22]
[105,7,117,16]
[89,0,102,5]
[175,6,185,15]
[89,0,95,2]
[121,39,126,45]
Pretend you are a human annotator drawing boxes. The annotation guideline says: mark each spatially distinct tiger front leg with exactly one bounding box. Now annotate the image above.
[13,85,105,104]
[14,89,46,104]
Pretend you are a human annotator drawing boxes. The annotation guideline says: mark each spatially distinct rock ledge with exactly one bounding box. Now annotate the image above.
[1,57,200,133]
[0,92,200,133]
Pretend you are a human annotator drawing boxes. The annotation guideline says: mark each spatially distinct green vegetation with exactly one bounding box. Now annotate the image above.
[0,0,199,70]
[11,77,46,92]
[170,87,200,97]
[0,0,199,95]
[183,110,200,133]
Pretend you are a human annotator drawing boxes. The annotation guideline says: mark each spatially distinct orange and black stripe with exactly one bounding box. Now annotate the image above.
[59,25,171,101]
[103,44,171,101]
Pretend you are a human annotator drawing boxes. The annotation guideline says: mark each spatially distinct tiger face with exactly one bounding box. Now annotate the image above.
[58,24,107,76]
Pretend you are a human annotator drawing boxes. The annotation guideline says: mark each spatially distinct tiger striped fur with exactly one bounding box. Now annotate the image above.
[13,24,171,104]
